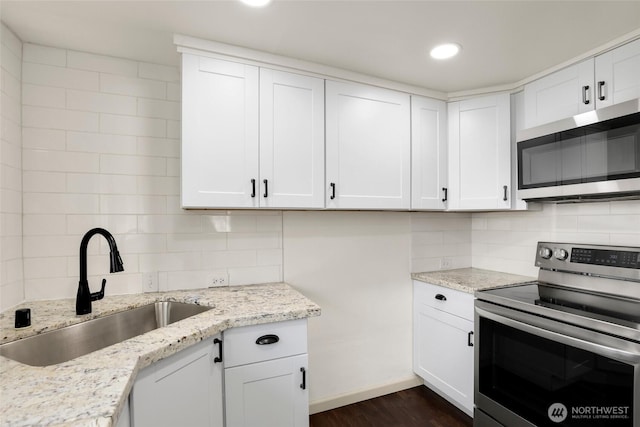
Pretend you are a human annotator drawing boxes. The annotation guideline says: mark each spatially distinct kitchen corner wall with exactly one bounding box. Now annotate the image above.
[0,23,24,311]
[19,42,283,302]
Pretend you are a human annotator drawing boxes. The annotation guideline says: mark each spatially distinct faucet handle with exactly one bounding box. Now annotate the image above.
[90,278,107,302]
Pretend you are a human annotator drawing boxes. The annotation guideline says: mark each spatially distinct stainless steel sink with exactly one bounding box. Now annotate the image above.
[0,301,211,367]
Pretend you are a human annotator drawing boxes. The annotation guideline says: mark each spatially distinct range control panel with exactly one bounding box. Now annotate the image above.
[535,242,640,281]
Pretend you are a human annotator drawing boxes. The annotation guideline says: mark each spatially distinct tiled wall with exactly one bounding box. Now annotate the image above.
[411,212,472,272]
[20,43,283,301]
[1,24,24,311]
[472,200,640,277]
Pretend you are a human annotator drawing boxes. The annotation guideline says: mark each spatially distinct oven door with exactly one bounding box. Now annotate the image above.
[475,300,640,427]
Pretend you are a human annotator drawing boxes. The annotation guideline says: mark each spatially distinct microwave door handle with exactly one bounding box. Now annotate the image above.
[475,305,640,364]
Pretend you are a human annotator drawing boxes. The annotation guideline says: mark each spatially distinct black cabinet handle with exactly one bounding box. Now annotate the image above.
[263,179,268,198]
[330,183,336,200]
[468,331,474,347]
[300,367,306,390]
[214,338,223,363]
[582,85,590,105]
[255,334,279,345]
[250,179,256,198]
[441,187,448,203]
[503,185,508,201]
[598,81,606,101]
[435,294,447,301]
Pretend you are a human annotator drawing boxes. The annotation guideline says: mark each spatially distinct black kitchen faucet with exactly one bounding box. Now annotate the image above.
[76,228,124,315]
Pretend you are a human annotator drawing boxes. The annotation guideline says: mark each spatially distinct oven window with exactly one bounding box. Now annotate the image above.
[479,318,634,426]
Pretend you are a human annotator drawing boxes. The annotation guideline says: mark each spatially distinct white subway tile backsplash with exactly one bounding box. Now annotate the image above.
[138,215,202,234]
[68,51,138,76]
[67,89,137,115]
[66,214,138,235]
[23,149,100,173]
[100,154,166,176]
[23,83,66,108]
[23,105,99,132]
[229,265,282,285]
[166,158,180,177]
[138,62,180,82]
[166,120,180,139]
[137,98,180,120]
[100,73,167,99]
[67,132,137,155]
[137,176,179,195]
[202,250,256,269]
[100,113,166,137]
[136,137,180,158]
[100,194,167,215]
[23,235,80,258]
[1,24,22,59]
[227,232,281,250]
[66,173,137,195]
[168,233,227,252]
[23,257,68,279]
[1,116,21,146]
[23,44,66,67]
[23,214,67,236]
[1,43,21,80]
[23,62,99,91]
[23,171,66,193]
[139,252,202,272]
[167,82,180,101]
[23,193,99,214]
[577,215,640,234]
[22,128,66,150]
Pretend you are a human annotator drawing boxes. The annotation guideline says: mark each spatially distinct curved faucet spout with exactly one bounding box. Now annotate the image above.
[76,228,124,315]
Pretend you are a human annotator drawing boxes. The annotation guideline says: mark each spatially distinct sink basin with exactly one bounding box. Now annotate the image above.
[0,301,211,367]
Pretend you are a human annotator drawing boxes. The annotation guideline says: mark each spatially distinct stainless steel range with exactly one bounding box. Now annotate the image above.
[474,242,640,427]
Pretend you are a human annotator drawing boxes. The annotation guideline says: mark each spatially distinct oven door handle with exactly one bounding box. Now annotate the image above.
[475,303,640,365]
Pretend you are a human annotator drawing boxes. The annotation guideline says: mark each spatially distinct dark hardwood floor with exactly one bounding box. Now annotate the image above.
[310,386,473,427]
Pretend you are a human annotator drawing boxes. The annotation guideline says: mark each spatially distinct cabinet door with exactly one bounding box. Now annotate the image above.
[595,38,640,108]
[523,59,594,128]
[448,93,511,210]
[260,69,325,208]
[326,81,410,209]
[131,336,224,427]
[182,54,259,208]
[411,96,447,210]
[225,354,309,427]
[413,300,474,416]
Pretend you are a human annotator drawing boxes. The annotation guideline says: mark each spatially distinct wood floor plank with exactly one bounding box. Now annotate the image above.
[310,386,473,427]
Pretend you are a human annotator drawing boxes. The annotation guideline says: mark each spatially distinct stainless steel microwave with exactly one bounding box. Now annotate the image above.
[517,99,640,202]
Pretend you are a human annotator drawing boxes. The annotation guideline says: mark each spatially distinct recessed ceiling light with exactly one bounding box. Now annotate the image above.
[430,43,462,60]
[239,0,272,7]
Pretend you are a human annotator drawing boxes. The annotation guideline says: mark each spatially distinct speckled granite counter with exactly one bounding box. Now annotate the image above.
[412,268,535,294]
[0,283,320,427]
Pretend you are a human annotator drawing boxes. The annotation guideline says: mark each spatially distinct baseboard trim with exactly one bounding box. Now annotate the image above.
[309,376,424,415]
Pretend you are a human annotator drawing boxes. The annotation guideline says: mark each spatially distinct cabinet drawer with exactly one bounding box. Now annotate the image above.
[413,280,474,321]
[223,319,307,368]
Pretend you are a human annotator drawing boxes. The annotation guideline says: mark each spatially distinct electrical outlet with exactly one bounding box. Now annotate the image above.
[141,272,158,292]
[440,257,453,270]
[207,272,228,287]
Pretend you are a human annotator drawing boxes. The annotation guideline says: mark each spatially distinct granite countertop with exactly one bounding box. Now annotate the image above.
[0,283,321,427]
[412,268,535,294]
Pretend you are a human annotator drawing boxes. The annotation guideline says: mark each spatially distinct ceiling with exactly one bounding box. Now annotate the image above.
[2,1,640,94]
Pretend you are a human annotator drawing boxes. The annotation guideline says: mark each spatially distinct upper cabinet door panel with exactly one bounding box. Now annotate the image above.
[259,69,325,209]
[326,81,410,210]
[595,38,640,108]
[448,93,511,210]
[411,96,447,210]
[523,59,594,129]
[181,54,259,208]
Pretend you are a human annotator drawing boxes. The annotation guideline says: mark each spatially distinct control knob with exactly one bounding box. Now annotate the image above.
[539,247,552,259]
[554,248,569,260]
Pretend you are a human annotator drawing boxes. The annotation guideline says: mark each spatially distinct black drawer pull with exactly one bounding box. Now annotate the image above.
[263,179,268,198]
[250,179,256,198]
[468,331,474,347]
[330,182,336,200]
[435,294,447,301]
[300,367,306,390]
[256,334,279,345]
[441,187,448,203]
[214,338,223,363]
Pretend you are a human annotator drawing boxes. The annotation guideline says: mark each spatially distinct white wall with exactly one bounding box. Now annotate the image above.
[283,211,473,409]
[19,43,283,301]
[0,23,24,311]
[472,200,640,277]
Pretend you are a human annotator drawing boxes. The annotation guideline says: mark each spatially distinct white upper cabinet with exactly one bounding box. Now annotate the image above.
[524,38,640,128]
[325,81,411,210]
[259,69,325,209]
[181,53,324,209]
[182,54,259,208]
[411,96,448,210]
[448,93,511,210]
[594,38,640,109]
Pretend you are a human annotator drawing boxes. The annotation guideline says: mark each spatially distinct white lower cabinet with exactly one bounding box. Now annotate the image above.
[223,319,309,427]
[413,281,474,416]
[130,335,224,427]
